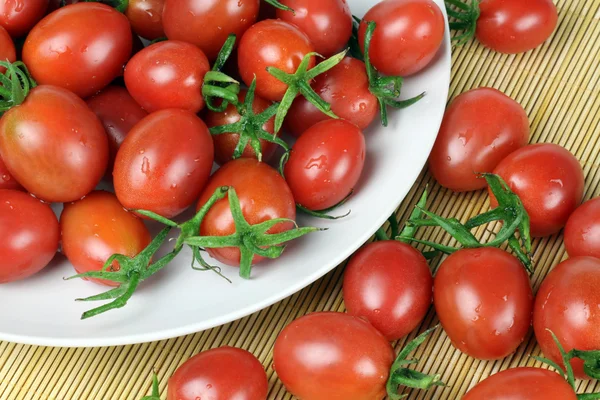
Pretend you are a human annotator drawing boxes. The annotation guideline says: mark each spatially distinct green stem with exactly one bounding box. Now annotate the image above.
[263,0,294,13]
[83,0,129,13]
[140,373,161,400]
[376,228,390,241]
[0,61,36,115]
[444,0,480,46]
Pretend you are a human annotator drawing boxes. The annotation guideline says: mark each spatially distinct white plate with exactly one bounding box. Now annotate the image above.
[0,0,451,347]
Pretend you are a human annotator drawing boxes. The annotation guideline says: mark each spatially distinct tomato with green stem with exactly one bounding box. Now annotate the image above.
[0,0,48,38]
[564,197,600,259]
[125,0,165,40]
[0,25,15,73]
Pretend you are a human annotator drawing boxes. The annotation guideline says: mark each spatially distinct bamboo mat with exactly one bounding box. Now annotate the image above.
[1,0,600,398]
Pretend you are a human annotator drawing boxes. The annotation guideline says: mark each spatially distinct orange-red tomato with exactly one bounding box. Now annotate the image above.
[0,25,15,73]
[126,0,165,40]
[0,0,48,38]
[564,197,600,259]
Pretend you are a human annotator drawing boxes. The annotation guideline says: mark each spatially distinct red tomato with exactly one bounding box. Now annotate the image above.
[0,25,15,73]
[477,0,558,54]
[284,119,366,211]
[434,248,533,360]
[163,0,259,62]
[197,158,295,266]
[285,57,379,136]
[238,19,315,102]
[429,88,530,192]
[273,312,395,400]
[564,198,600,259]
[204,89,276,165]
[167,347,268,400]
[0,190,59,283]
[124,40,209,113]
[343,241,433,341]
[0,155,22,191]
[86,86,148,175]
[60,191,152,287]
[0,0,48,38]
[0,86,108,203]
[23,3,132,98]
[276,0,352,57]
[113,109,214,219]
[125,0,165,40]
[358,0,445,76]
[462,368,576,400]
[492,143,585,237]
[533,257,600,380]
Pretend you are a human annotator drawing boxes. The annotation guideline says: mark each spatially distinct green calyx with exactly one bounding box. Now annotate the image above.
[140,374,160,400]
[445,0,480,46]
[202,34,241,113]
[263,0,295,13]
[0,61,36,115]
[82,0,129,13]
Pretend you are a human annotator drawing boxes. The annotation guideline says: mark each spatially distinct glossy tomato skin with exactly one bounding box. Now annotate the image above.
[463,368,576,400]
[114,109,214,219]
[126,0,165,40]
[0,155,22,191]
[276,0,352,57]
[284,119,366,210]
[343,241,433,341]
[238,19,315,102]
[163,0,259,62]
[0,190,59,283]
[492,143,585,237]
[359,0,445,76]
[274,312,395,400]
[434,248,533,360]
[0,0,48,38]
[0,86,108,203]
[285,57,378,137]
[0,25,15,73]
[429,88,529,192]
[124,40,209,113]
[477,0,558,54]
[23,3,132,98]
[60,191,151,287]
[197,158,295,266]
[564,198,600,259]
[167,347,268,400]
[533,257,600,380]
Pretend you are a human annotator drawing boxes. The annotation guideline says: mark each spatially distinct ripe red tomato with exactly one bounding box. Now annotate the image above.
[343,240,433,341]
[492,143,585,237]
[163,0,259,62]
[284,119,366,211]
[477,0,558,54]
[60,191,152,287]
[434,248,533,360]
[429,88,530,192]
[197,158,295,266]
[0,155,22,191]
[462,368,576,400]
[125,0,165,40]
[276,0,352,57]
[273,312,395,400]
[0,0,48,38]
[0,86,108,203]
[124,40,210,113]
[167,346,268,400]
[114,109,214,219]
[238,19,315,102]
[86,86,148,175]
[564,198,600,259]
[23,3,132,98]
[533,257,600,380]
[358,0,445,76]
[0,25,15,73]
[0,189,59,283]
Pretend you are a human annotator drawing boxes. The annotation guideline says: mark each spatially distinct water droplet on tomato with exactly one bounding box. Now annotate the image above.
[141,157,150,174]
[1,174,9,182]
[305,155,327,169]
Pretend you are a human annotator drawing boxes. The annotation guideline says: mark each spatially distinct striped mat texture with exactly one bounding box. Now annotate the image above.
[1,0,600,398]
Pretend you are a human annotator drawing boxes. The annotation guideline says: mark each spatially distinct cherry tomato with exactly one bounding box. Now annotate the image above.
[86,86,148,175]
[124,40,209,113]
[167,346,268,400]
[285,57,378,136]
[0,155,22,191]
[114,109,214,219]
[0,189,59,283]
[276,0,352,57]
[358,0,445,76]
[197,158,295,266]
[0,0,48,38]
[204,89,276,165]
[533,257,600,380]
[0,25,15,73]
[284,119,365,210]
[477,0,558,54]
[163,0,259,62]
[564,198,600,259]
[23,3,132,98]
[238,19,315,102]
[434,248,533,360]
[343,240,433,341]
[462,368,576,400]
[492,143,585,237]
[0,86,108,203]
[273,312,395,400]
[61,191,151,287]
[429,88,530,192]
[125,0,165,40]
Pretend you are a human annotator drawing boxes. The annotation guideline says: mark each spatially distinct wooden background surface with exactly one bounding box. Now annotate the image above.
[1,0,600,398]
